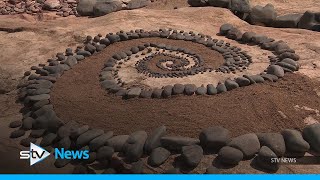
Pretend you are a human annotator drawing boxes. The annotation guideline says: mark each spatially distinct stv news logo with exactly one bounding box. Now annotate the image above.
[20,143,90,166]
[20,143,50,166]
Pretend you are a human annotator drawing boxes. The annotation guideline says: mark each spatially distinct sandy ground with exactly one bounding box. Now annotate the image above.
[0,0,320,174]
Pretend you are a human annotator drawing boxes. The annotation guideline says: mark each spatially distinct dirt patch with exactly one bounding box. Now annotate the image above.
[51,51,320,137]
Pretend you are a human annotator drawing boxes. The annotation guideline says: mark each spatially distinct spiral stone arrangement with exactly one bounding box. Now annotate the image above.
[9,25,320,174]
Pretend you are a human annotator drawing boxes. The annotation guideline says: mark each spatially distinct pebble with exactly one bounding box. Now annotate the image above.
[216,83,227,93]
[207,84,217,95]
[224,79,239,91]
[235,77,251,87]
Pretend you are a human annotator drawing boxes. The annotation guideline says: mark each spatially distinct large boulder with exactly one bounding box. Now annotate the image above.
[188,0,208,7]
[303,123,320,153]
[257,133,286,157]
[228,133,260,158]
[181,145,203,167]
[229,0,251,13]
[199,126,230,151]
[298,11,320,31]
[272,13,303,28]
[127,0,149,9]
[76,0,97,16]
[248,4,277,26]
[93,0,123,17]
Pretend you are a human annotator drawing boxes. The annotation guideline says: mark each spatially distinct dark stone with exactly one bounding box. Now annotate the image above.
[218,146,243,165]
[139,90,153,98]
[40,133,57,147]
[9,121,22,128]
[123,131,148,162]
[126,88,142,98]
[219,23,234,36]
[30,129,46,138]
[148,147,170,167]
[256,146,279,171]
[281,129,310,153]
[303,123,320,153]
[89,131,114,151]
[228,133,260,158]
[106,135,129,152]
[235,77,251,87]
[225,79,239,91]
[57,137,71,149]
[261,73,278,82]
[208,0,230,8]
[184,84,197,95]
[76,129,104,148]
[172,84,185,95]
[278,52,300,61]
[130,160,144,174]
[163,168,181,174]
[77,50,91,57]
[161,136,200,152]
[84,44,96,54]
[257,133,286,157]
[152,88,163,99]
[272,13,303,28]
[127,0,149,9]
[181,145,203,167]
[22,117,34,130]
[97,146,114,161]
[54,158,71,168]
[241,32,256,43]
[207,84,217,95]
[10,129,26,138]
[93,1,122,17]
[249,4,277,26]
[229,0,251,13]
[199,126,230,151]
[20,137,37,147]
[298,11,320,31]
[144,126,166,154]
[187,0,208,7]
[226,27,243,40]
[196,85,207,95]
[162,85,173,98]
[216,83,227,93]
[206,166,220,174]
[107,34,121,44]
[267,65,284,78]
[76,0,96,16]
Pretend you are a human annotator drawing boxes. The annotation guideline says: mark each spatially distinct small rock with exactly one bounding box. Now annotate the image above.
[148,147,170,167]
[256,146,279,171]
[76,129,104,148]
[257,133,286,157]
[199,126,230,151]
[228,133,260,158]
[303,123,320,153]
[181,145,203,167]
[281,129,310,153]
[225,79,239,91]
[106,135,129,152]
[144,126,166,154]
[184,84,197,95]
[267,65,284,78]
[161,136,200,152]
[218,146,243,165]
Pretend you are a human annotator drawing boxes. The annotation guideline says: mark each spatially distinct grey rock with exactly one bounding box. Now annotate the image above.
[76,129,104,148]
[257,133,286,157]
[207,84,217,95]
[187,0,208,7]
[199,126,230,151]
[256,146,279,171]
[225,79,239,91]
[40,133,57,147]
[249,75,265,83]
[89,131,114,151]
[30,129,46,138]
[57,137,71,149]
[144,126,166,154]
[267,65,284,78]
[273,13,303,28]
[196,86,207,95]
[97,146,114,161]
[249,4,277,26]
[126,87,142,98]
[228,133,260,158]
[298,11,320,31]
[172,84,185,95]
[163,168,181,174]
[218,146,243,165]
[123,131,148,162]
[261,73,279,82]
[226,27,243,40]
[206,166,220,174]
[161,136,200,152]
[22,117,34,130]
[303,123,320,153]
[93,1,122,17]
[84,44,96,54]
[278,52,300,61]
[219,23,234,35]
[162,85,173,98]
[139,90,153,98]
[181,145,203,167]
[10,129,26,138]
[64,56,78,67]
[241,31,256,43]
[281,129,310,153]
[106,135,129,152]
[208,0,230,8]
[127,0,149,9]
[76,0,97,16]
[229,0,251,13]
[235,77,251,87]
[9,121,22,128]
[152,88,163,99]
[148,147,170,167]
[216,83,227,93]
[184,84,197,95]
